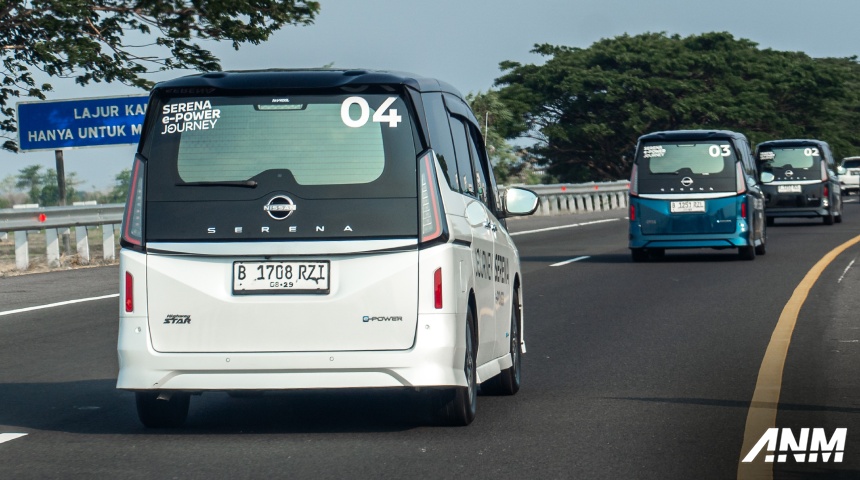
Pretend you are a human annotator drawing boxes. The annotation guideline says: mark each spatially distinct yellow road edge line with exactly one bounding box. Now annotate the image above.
[737,233,860,480]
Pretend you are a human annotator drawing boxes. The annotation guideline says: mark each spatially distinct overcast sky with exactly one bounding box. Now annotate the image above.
[3,0,859,194]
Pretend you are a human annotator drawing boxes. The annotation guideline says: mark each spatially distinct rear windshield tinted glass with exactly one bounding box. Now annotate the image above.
[154,94,414,187]
[758,146,820,170]
[636,141,737,194]
[843,159,860,169]
[140,91,420,241]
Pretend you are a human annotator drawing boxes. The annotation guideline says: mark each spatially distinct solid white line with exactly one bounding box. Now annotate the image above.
[0,433,27,445]
[0,294,119,317]
[510,218,620,237]
[837,258,856,284]
[550,256,591,267]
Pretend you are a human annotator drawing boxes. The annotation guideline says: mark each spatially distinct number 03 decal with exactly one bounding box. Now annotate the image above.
[708,145,732,157]
[341,97,402,128]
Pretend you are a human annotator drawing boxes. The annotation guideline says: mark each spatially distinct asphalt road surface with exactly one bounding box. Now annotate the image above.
[2,200,860,479]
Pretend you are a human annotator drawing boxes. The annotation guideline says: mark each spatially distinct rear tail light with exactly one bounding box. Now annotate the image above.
[434,268,443,309]
[741,201,748,219]
[419,150,448,245]
[121,153,146,248]
[629,164,639,197]
[736,162,747,194]
[824,185,829,198]
[629,203,636,221]
[125,272,134,312]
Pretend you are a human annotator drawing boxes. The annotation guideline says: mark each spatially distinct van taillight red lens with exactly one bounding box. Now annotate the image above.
[629,204,636,221]
[434,268,442,309]
[741,201,747,219]
[125,272,134,312]
[122,154,146,247]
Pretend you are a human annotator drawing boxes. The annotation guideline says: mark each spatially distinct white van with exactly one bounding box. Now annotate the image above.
[117,69,539,427]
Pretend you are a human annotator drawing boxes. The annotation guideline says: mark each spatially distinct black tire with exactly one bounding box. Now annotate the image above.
[136,392,190,428]
[482,292,522,396]
[755,223,767,256]
[738,245,756,261]
[824,212,834,225]
[631,248,648,262]
[836,210,843,223]
[649,248,665,259]
[766,217,775,227]
[436,311,477,426]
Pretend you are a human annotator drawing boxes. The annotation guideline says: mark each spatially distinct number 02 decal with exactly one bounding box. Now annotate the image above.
[341,97,402,128]
[804,147,820,157]
[708,145,732,157]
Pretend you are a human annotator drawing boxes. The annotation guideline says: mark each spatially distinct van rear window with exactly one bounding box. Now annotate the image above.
[157,94,411,185]
[758,146,819,170]
[636,141,737,194]
[140,91,420,241]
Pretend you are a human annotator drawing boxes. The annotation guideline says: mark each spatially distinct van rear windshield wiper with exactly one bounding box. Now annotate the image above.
[176,180,258,188]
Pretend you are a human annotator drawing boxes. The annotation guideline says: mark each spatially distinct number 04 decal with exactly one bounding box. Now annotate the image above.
[341,96,402,128]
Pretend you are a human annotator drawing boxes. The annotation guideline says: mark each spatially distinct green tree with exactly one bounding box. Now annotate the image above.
[15,164,43,203]
[467,90,520,183]
[495,32,860,182]
[1,0,320,152]
[108,168,131,203]
[38,168,80,206]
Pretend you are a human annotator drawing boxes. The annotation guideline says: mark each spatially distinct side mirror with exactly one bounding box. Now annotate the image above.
[504,187,539,216]
[838,166,847,175]
[760,172,775,184]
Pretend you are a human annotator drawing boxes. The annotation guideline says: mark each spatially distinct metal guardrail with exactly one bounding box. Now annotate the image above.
[0,180,630,271]
[0,204,124,233]
[0,204,124,271]
[518,180,630,216]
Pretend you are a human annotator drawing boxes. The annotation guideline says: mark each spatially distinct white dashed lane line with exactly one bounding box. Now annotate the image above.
[510,218,620,237]
[551,256,591,267]
[0,434,27,445]
[0,294,119,317]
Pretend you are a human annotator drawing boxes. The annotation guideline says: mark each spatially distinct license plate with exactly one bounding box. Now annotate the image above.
[233,261,330,294]
[778,185,802,193]
[670,201,705,213]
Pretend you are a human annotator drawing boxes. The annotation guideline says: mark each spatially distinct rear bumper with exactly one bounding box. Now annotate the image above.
[766,207,829,218]
[629,218,752,249]
[117,312,468,391]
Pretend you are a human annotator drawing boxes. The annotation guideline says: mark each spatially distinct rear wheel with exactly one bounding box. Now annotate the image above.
[738,245,756,261]
[836,209,844,223]
[824,212,835,225]
[135,392,190,428]
[435,310,477,426]
[631,248,648,262]
[482,291,522,396]
[766,217,775,227]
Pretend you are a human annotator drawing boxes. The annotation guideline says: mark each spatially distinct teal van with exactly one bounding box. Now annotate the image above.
[628,130,767,261]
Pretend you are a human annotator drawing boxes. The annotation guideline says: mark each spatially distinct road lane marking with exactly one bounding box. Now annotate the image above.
[550,256,591,267]
[0,434,27,445]
[737,233,860,480]
[0,293,119,317]
[510,218,620,237]
[837,258,856,284]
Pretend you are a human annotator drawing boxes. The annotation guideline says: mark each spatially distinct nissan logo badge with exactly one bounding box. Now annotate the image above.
[681,177,694,187]
[785,170,794,177]
[264,195,297,220]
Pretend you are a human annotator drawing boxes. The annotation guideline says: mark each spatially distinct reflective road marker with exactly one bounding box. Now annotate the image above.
[738,234,860,480]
